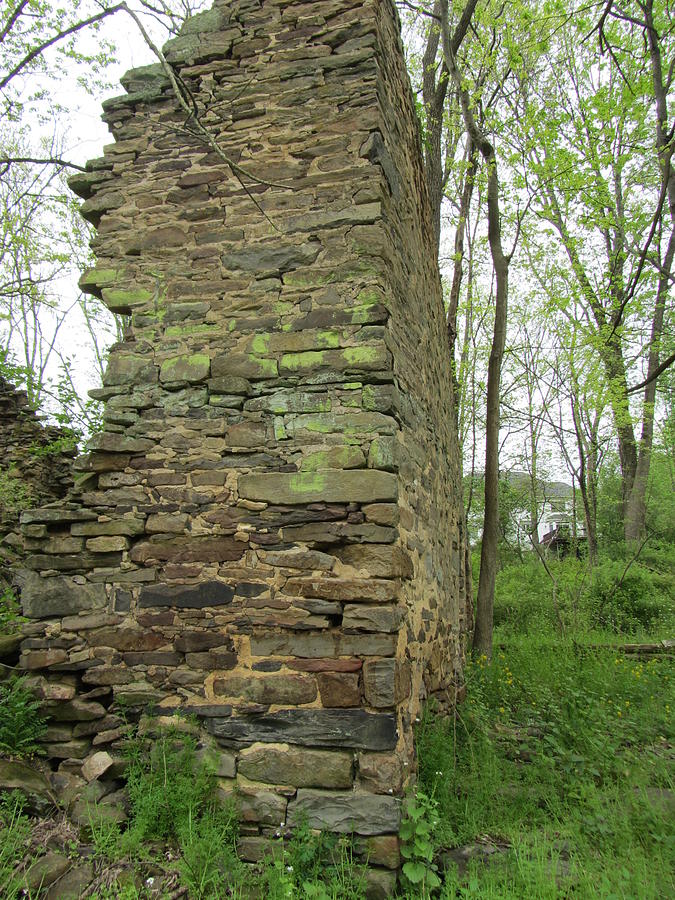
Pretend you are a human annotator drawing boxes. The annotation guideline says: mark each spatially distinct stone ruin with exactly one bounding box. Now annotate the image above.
[11,0,469,891]
[0,377,75,597]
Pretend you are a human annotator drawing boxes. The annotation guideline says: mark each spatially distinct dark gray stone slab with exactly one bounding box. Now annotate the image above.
[20,572,107,619]
[206,708,396,750]
[288,789,401,835]
[138,581,235,608]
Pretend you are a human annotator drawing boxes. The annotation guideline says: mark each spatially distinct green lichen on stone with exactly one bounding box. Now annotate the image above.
[343,382,363,389]
[368,436,397,471]
[102,287,153,312]
[251,333,271,354]
[273,417,288,441]
[280,351,328,372]
[356,287,384,307]
[229,319,236,332]
[301,446,366,471]
[341,346,382,366]
[316,330,341,348]
[159,353,211,384]
[282,270,335,288]
[164,323,217,338]
[79,267,118,297]
[248,354,278,377]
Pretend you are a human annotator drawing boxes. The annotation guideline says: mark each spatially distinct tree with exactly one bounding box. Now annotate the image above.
[511,0,674,545]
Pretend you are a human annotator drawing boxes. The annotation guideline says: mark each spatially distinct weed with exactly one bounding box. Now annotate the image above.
[400,788,442,896]
[0,675,47,757]
[0,793,30,900]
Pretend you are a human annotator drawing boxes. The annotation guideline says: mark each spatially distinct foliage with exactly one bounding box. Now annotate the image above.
[260,818,367,900]
[494,548,675,638]
[586,559,673,634]
[0,676,47,757]
[415,632,674,896]
[400,788,442,895]
[0,588,23,634]
[0,793,30,900]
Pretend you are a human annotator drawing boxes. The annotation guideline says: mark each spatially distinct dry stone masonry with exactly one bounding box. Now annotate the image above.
[16,0,467,889]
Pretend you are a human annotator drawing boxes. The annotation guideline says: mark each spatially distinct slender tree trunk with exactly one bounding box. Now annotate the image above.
[441,0,510,659]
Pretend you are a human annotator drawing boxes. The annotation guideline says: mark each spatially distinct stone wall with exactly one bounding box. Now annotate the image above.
[16,0,465,891]
[0,377,75,596]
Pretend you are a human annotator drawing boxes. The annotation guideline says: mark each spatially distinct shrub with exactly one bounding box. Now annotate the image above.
[586,560,671,633]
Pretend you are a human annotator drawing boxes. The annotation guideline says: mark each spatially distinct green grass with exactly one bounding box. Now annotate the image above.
[413,633,674,898]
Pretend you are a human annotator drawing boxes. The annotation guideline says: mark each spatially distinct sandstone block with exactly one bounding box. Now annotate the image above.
[82,751,114,782]
[160,353,210,384]
[363,660,410,708]
[238,470,397,505]
[358,752,404,795]
[336,544,413,578]
[238,744,353,789]
[284,577,397,603]
[213,673,317,705]
[317,672,361,708]
[342,604,404,633]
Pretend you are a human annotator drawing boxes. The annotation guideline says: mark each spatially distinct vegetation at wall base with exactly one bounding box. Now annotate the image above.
[413,630,674,898]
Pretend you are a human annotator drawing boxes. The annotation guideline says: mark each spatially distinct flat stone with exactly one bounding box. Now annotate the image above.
[300,445,366,471]
[221,240,320,274]
[42,738,91,758]
[317,672,361,707]
[285,202,381,232]
[71,518,146,536]
[160,353,210,384]
[251,632,397,658]
[343,604,404,633]
[20,648,68,668]
[82,751,114,782]
[238,470,397,505]
[237,781,288,825]
[238,744,353,788]
[365,868,398,899]
[262,548,335,571]
[87,432,154,453]
[289,658,362,673]
[103,353,157,387]
[207,709,396,750]
[131,537,244,564]
[139,581,235,608]
[174,631,230,652]
[211,352,278,380]
[20,572,107,619]
[336,545,413,578]
[357,835,400,869]
[0,759,56,814]
[213,673,317,705]
[47,699,107,722]
[0,633,25,656]
[86,535,128,552]
[367,436,398,471]
[88,627,165,652]
[288,789,400,835]
[20,508,97,525]
[358,752,404,795]
[284,577,397,603]
[145,512,189,533]
[45,862,94,900]
[363,660,410,708]
[26,852,71,891]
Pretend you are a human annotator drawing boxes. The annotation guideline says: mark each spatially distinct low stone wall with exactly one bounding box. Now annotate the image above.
[14,1,466,892]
